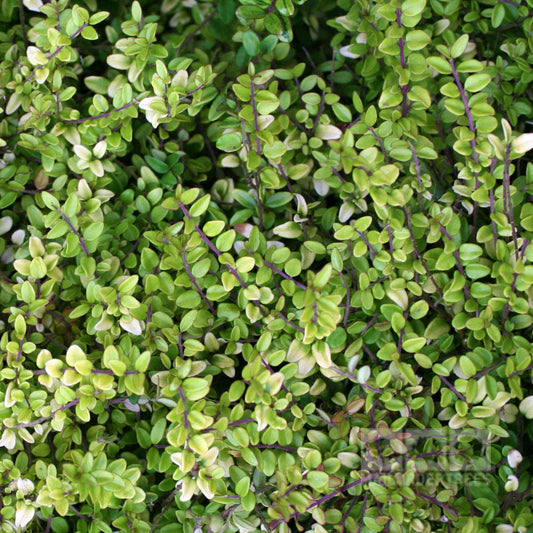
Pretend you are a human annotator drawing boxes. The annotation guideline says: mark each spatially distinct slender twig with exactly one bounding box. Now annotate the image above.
[18,0,28,49]
[277,164,294,193]
[64,101,138,124]
[69,506,90,522]
[355,493,368,533]
[339,271,351,329]
[177,387,190,434]
[195,116,223,180]
[175,11,215,54]
[58,209,89,257]
[503,144,519,258]
[369,127,389,163]
[313,92,325,130]
[255,505,273,533]
[408,140,425,212]
[403,207,455,317]
[489,158,498,246]
[502,239,528,323]
[277,312,304,333]
[182,248,216,315]
[439,227,470,301]
[26,24,88,83]
[269,474,376,528]
[278,107,308,134]
[255,444,297,453]
[260,257,307,290]
[15,399,80,428]
[508,362,533,378]
[449,57,480,225]
[149,487,180,533]
[413,489,458,519]
[439,375,468,403]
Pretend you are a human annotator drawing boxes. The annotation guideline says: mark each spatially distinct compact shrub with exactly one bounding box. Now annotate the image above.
[1,0,533,532]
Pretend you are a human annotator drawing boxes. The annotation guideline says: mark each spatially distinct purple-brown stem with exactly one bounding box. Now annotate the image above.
[58,209,89,257]
[439,374,468,403]
[15,398,80,428]
[449,57,480,224]
[178,201,245,288]
[369,127,389,163]
[354,229,377,256]
[177,386,190,434]
[439,227,470,300]
[414,489,458,518]
[261,258,307,290]
[503,144,519,258]
[339,271,351,329]
[260,358,290,394]
[313,92,326,131]
[250,82,262,155]
[69,506,90,522]
[356,493,368,533]
[25,24,88,83]
[276,163,294,193]
[489,157,498,246]
[269,474,376,529]
[18,0,27,49]
[227,418,254,427]
[502,239,528,323]
[65,101,138,125]
[408,140,425,212]
[182,248,216,315]
[403,207,455,317]
[255,444,297,453]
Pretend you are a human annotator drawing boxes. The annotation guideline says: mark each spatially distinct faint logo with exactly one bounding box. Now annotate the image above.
[358,427,492,483]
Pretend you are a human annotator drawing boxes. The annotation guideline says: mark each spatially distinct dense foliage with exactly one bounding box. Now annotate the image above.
[1,0,533,532]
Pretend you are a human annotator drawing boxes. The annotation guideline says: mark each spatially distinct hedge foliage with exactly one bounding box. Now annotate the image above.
[1,0,533,532]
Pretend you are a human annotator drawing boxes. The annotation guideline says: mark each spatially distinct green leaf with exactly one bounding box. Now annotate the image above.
[402,337,426,353]
[146,156,169,174]
[265,192,292,208]
[189,194,211,217]
[450,34,469,58]
[182,377,210,401]
[332,102,353,122]
[216,132,242,152]
[135,351,150,373]
[81,26,98,40]
[402,0,426,17]
[216,230,236,252]
[51,517,69,533]
[118,275,138,294]
[176,291,202,309]
[464,73,492,93]
[235,476,250,496]
[459,356,476,377]
[83,221,104,240]
[41,191,60,210]
[405,30,431,51]
[427,56,452,74]
[233,189,257,209]
[150,418,166,445]
[242,31,260,56]
[219,0,236,24]
[465,264,491,280]
[264,140,287,159]
[307,470,329,490]
[491,3,506,28]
